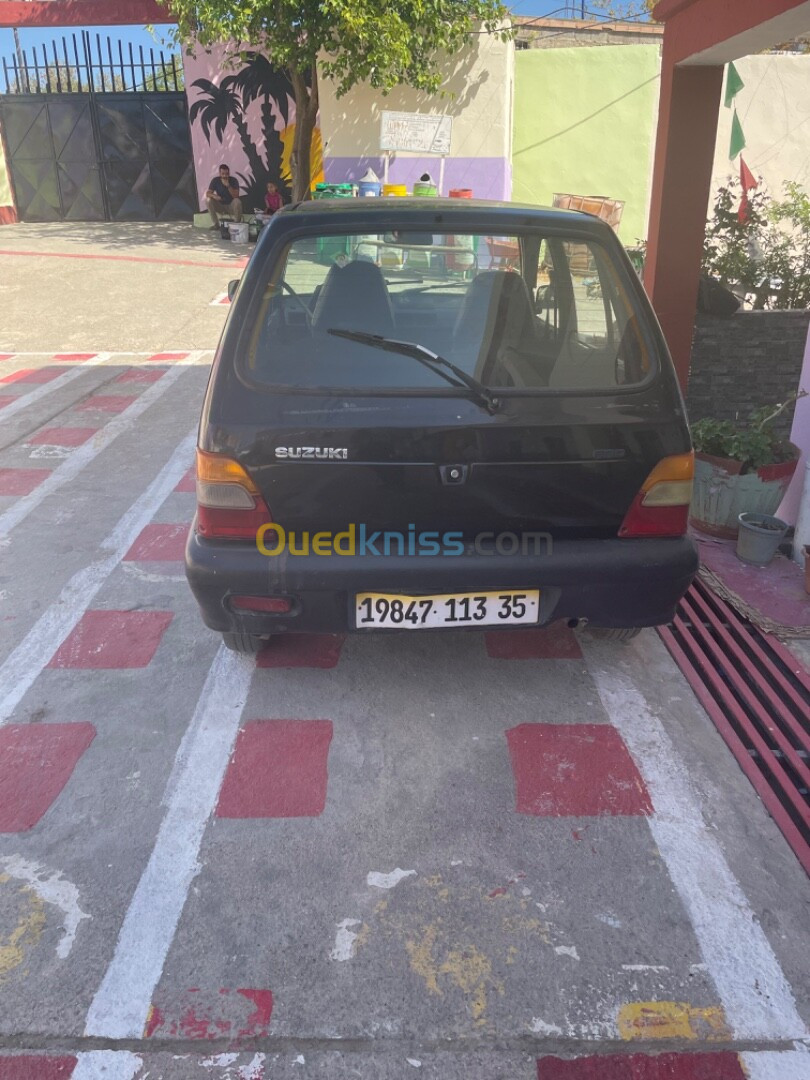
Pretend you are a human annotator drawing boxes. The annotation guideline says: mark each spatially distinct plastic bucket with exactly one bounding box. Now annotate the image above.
[735,513,789,567]
[358,180,382,197]
[413,181,438,197]
[449,188,473,198]
[227,222,249,244]
[383,184,407,197]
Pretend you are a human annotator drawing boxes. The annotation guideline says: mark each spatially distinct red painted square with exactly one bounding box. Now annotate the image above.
[0,354,15,362]
[537,1051,745,1079]
[1,368,61,384]
[53,352,96,362]
[48,610,173,669]
[145,987,273,1040]
[0,468,51,496]
[256,634,345,669]
[507,723,652,817]
[76,395,136,413]
[0,724,95,832]
[217,720,333,818]
[174,465,196,492]
[486,624,582,660]
[146,352,188,362]
[115,368,165,384]
[27,427,97,447]
[0,397,14,409]
[124,524,189,561]
[0,1057,77,1079]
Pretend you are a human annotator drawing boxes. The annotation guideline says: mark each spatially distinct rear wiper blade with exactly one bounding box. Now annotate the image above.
[327,328,501,415]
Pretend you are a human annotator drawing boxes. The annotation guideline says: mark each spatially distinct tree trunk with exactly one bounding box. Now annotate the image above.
[289,63,319,203]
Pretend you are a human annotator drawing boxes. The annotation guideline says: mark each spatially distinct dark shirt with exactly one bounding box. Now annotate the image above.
[209,176,238,204]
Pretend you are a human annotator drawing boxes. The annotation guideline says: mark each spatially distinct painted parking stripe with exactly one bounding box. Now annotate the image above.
[175,465,196,492]
[486,624,582,659]
[582,638,808,1041]
[0,353,15,362]
[0,468,51,496]
[1,368,64,384]
[0,1056,78,1078]
[0,723,95,832]
[506,723,653,817]
[0,365,187,538]
[53,353,98,362]
[0,429,196,726]
[83,646,254,1039]
[0,353,113,423]
[48,610,173,669]
[255,633,345,669]
[146,352,190,363]
[115,369,166,384]
[124,523,189,561]
[71,1052,142,1080]
[536,1050,745,1078]
[27,427,98,447]
[0,397,14,408]
[216,719,333,818]
[144,987,273,1039]
[740,1050,810,1079]
[76,395,137,413]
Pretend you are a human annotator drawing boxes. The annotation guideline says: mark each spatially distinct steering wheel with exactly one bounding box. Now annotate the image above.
[282,280,313,325]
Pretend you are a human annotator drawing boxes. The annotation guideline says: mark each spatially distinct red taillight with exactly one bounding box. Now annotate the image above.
[230,595,292,613]
[195,450,272,540]
[619,453,694,538]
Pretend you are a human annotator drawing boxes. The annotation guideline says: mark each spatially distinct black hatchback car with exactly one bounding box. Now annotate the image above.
[186,199,697,653]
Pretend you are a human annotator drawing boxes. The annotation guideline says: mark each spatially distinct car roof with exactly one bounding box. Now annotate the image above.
[281,197,604,232]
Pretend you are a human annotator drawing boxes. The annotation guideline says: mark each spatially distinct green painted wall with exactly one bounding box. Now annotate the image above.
[513,44,661,243]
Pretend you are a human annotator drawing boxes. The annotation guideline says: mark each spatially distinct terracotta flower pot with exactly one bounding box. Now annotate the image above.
[689,446,800,539]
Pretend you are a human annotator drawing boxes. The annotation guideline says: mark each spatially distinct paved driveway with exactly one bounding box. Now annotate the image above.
[0,225,808,1080]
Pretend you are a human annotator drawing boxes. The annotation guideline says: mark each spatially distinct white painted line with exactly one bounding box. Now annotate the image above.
[0,429,196,725]
[583,638,808,1042]
[0,363,187,537]
[72,1051,142,1080]
[83,645,254,1039]
[741,1049,810,1080]
[0,352,112,423]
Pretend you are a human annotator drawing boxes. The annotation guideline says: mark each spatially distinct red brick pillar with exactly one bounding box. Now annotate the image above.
[644,43,724,391]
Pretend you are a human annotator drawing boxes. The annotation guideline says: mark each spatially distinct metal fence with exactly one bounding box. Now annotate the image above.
[2,29,183,96]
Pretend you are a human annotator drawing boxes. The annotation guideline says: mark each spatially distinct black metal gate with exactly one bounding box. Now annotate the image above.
[0,31,196,222]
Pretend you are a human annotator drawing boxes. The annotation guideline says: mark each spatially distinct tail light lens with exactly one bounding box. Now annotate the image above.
[618,452,694,538]
[195,450,272,539]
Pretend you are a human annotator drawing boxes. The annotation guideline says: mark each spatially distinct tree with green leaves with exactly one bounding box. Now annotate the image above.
[162,0,512,201]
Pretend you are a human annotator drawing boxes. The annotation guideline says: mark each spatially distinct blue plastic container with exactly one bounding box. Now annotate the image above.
[358,179,382,197]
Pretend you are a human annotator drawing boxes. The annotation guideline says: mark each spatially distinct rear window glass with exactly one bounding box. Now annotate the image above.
[242,230,653,393]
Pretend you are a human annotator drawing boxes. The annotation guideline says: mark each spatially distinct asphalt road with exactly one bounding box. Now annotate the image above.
[0,224,808,1080]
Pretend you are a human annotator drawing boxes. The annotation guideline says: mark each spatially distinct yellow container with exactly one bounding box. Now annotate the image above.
[383,184,408,197]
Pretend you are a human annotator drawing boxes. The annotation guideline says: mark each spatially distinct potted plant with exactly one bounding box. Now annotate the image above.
[689,394,804,538]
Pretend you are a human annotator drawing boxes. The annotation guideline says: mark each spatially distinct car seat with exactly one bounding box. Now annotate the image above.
[312,260,395,338]
[453,271,554,388]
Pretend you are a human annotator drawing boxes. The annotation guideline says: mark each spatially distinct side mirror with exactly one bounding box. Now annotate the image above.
[227,279,240,301]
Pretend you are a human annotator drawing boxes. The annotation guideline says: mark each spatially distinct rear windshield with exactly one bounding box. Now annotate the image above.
[242,229,654,393]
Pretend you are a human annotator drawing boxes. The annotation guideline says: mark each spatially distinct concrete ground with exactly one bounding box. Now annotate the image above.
[0,223,809,1080]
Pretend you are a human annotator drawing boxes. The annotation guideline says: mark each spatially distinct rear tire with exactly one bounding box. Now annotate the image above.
[596,627,642,642]
[222,631,266,655]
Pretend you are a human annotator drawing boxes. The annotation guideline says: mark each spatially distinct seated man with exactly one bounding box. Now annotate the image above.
[205,163,242,229]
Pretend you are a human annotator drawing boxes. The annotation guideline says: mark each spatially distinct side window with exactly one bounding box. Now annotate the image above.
[543,238,651,389]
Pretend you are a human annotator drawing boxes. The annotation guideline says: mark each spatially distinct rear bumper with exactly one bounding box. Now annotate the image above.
[185,522,697,636]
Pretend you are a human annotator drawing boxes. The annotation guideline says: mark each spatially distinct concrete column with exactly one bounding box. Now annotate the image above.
[643,43,724,390]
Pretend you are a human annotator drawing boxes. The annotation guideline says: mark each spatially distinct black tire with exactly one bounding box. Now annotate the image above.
[222,631,266,655]
[597,627,642,642]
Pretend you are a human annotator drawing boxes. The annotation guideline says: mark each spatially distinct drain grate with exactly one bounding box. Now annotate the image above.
[659,577,810,875]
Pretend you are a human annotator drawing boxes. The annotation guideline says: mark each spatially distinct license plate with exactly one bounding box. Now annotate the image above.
[355,590,540,630]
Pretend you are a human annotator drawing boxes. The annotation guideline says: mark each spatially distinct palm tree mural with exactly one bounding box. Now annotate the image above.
[229,52,293,200]
[189,75,268,210]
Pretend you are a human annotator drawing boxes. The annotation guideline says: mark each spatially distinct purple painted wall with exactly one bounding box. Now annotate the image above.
[323,156,511,201]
